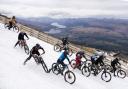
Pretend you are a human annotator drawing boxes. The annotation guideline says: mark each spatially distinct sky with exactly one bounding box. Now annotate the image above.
[0,0,128,18]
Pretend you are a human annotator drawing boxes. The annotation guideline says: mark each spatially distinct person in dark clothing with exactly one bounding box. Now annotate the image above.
[91,54,105,75]
[62,37,69,47]
[111,58,121,76]
[23,44,45,65]
[95,55,105,66]
[14,32,29,47]
[91,54,104,66]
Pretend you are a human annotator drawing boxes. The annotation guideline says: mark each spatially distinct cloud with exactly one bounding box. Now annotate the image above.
[0,0,128,18]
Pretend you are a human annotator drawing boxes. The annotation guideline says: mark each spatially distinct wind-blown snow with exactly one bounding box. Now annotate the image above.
[0,23,128,89]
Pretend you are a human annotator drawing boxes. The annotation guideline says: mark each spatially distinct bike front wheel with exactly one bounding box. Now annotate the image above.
[64,70,76,84]
[117,69,126,79]
[54,44,61,52]
[24,45,29,55]
[52,63,60,75]
[13,26,19,33]
[81,66,91,77]
[41,59,49,73]
[101,71,111,82]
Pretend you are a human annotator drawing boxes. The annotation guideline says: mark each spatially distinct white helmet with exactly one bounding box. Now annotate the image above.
[94,50,104,56]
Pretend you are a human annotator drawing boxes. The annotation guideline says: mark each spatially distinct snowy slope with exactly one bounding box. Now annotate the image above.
[0,23,128,89]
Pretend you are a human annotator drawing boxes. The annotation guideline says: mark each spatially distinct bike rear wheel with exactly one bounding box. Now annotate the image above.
[64,70,76,84]
[70,59,76,69]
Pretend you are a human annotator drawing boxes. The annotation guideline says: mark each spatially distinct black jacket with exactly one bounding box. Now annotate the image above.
[18,32,29,40]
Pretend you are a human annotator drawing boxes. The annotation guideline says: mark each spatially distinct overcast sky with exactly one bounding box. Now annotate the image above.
[0,0,128,18]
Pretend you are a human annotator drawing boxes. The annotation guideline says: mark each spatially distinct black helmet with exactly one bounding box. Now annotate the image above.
[115,58,119,61]
[12,16,15,19]
[36,43,40,47]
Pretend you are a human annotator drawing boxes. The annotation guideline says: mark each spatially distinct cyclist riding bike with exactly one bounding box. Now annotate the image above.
[74,51,86,69]
[111,58,121,76]
[23,44,45,65]
[61,37,69,48]
[91,51,105,75]
[14,31,29,47]
[56,50,71,73]
[8,16,17,30]
[91,51,105,66]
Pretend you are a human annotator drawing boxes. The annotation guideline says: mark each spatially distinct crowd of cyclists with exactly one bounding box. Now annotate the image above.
[3,16,127,84]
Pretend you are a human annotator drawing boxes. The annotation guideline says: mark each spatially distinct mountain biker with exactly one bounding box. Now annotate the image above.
[91,51,105,66]
[24,44,45,65]
[8,16,17,30]
[14,31,29,47]
[91,54,99,65]
[61,37,69,48]
[91,51,105,75]
[111,58,121,76]
[55,50,71,73]
[74,51,87,69]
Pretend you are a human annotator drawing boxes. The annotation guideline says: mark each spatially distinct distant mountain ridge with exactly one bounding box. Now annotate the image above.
[17,17,128,58]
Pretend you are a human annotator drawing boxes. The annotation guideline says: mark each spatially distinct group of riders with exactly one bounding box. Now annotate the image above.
[6,16,121,77]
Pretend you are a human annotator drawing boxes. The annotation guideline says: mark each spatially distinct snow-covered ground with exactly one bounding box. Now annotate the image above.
[0,23,128,89]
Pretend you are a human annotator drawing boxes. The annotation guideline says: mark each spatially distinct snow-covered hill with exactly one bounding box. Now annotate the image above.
[0,23,128,89]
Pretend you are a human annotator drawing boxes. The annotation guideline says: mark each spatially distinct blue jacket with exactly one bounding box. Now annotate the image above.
[58,52,69,62]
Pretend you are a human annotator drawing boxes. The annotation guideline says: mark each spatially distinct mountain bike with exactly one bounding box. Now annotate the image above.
[54,42,73,56]
[82,63,112,82]
[106,53,126,79]
[32,54,49,73]
[108,64,126,78]
[18,40,29,55]
[51,63,76,84]
[4,23,19,33]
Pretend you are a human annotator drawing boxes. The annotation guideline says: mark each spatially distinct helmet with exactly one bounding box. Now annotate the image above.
[36,43,40,47]
[12,16,15,19]
[77,53,81,57]
[95,50,104,56]
[115,58,119,61]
